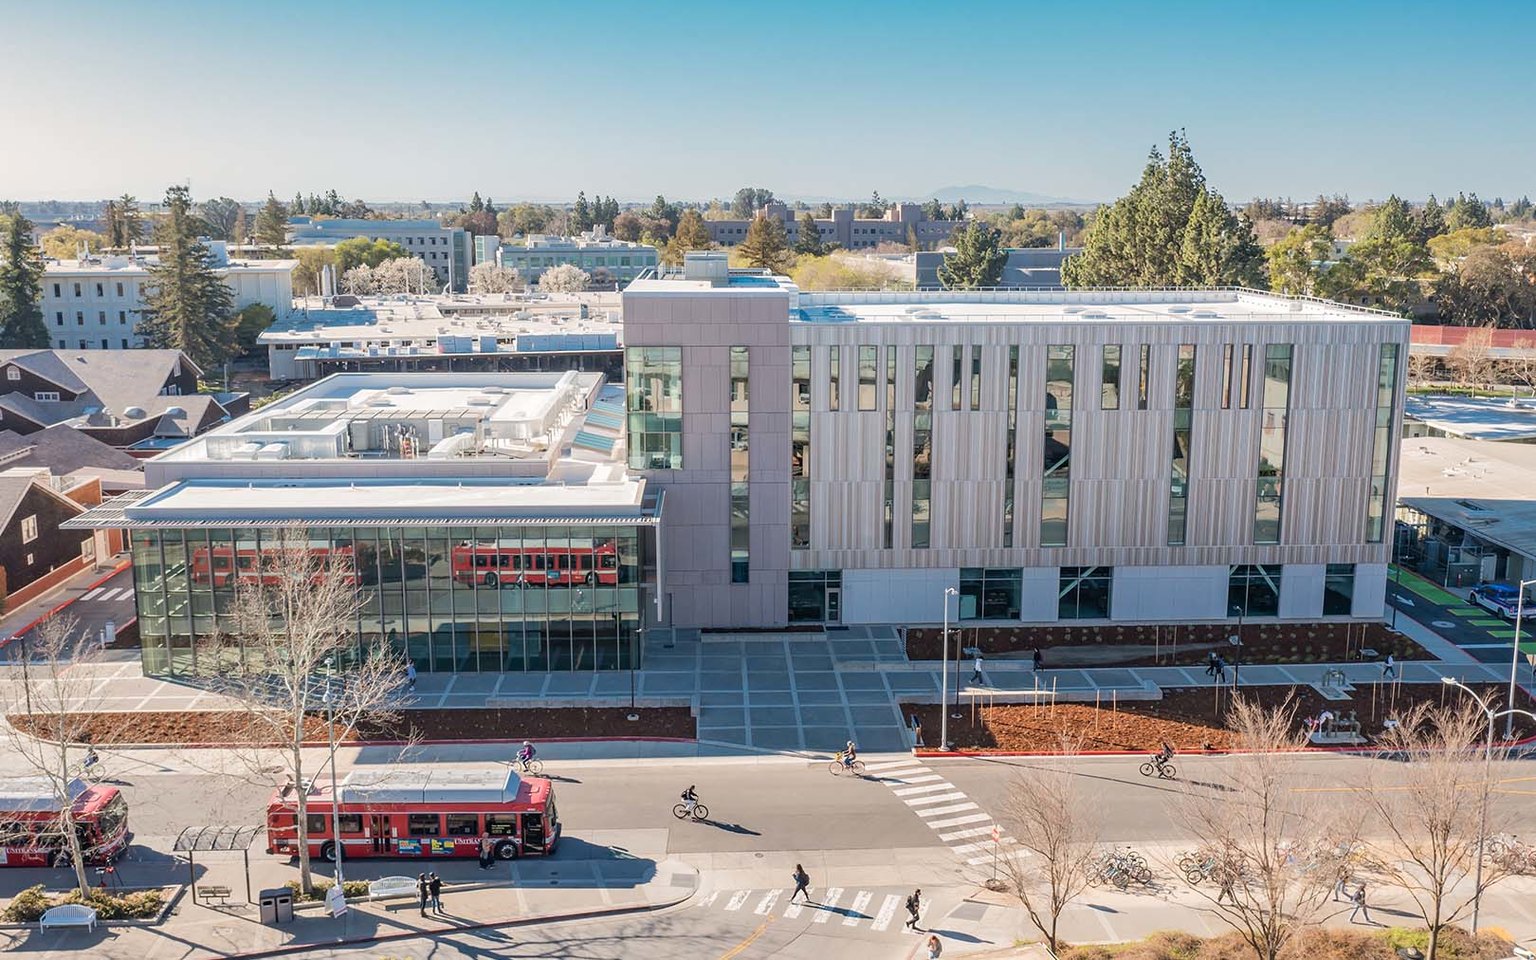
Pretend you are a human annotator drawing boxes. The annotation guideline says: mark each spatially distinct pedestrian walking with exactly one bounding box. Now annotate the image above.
[1216,868,1236,905]
[405,660,417,692]
[911,713,925,748]
[1382,654,1396,680]
[926,934,943,959]
[789,863,812,903]
[969,654,984,685]
[1333,871,1349,902]
[1214,655,1227,683]
[478,834,493,869]
[905,888,922,930]
[1032,647,1043,672]
[1204,651,1219,678]
[416,873,428,916]
[1349,883,1370,924]
[428,872,443,913]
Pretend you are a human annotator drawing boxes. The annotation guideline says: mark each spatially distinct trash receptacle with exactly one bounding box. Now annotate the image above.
[258,887,294,925]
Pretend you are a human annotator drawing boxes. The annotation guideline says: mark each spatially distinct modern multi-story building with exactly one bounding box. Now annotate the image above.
[705,202,963,251]
[285,217,470,293]
[474,230,659,288]
[625,254,1409,629]
[40,243,294,350]
[260,293,623,381]
[68,371,654,677]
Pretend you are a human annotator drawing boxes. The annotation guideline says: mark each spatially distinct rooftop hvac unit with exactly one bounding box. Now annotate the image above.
[386,386,411,395]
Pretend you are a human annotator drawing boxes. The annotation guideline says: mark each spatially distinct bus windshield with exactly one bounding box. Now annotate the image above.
[94,794,127,842]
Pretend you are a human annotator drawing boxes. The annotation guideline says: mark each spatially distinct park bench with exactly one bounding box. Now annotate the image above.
[1307,730,1367,746]
[39,904,98,932]
[196,885,233,906]
[367,876,419,901]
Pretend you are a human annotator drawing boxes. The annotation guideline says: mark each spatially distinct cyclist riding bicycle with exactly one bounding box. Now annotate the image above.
[82,746,100,770]
[680,785,699,814]
[517,740,536,770]
[841,740,859,768]
[1152,741,1175,770]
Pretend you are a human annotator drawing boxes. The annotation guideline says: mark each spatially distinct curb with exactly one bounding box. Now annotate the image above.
[0,559,132,648]
[95,734,700,751]
[913,728,1536,760]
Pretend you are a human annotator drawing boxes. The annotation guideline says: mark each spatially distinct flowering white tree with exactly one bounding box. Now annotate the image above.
[469,261,523,294]
[539,263,589,293]
[341,264,376,295]
[372,256,436,295]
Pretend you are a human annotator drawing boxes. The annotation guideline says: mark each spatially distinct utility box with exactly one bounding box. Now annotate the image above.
[258,887,294,925]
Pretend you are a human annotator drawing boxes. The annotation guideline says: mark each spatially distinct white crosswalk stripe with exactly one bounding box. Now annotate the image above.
[80,587,106,602]
[782,896,805,919]
[99,587,127,602]
[886,773,943,785]
[915,802,978,818]
[864,758,924,772]
[812,887,842,923]
[725,890,750,912]
[904,791,967,806]
[843,890,872,926]
[869,893,901,931]
[923,812,991,829]
[754,889,780,915]
[893,782,958,797]
[697,891,719,908]
[938,825,995,841]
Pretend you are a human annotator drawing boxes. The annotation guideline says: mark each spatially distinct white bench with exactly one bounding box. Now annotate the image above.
[367,876,420,901]
[39,904,98,932]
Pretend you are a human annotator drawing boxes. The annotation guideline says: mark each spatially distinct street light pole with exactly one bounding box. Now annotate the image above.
[940,586,957,752]
[1504,579,1536,740]
[323,657,344,890]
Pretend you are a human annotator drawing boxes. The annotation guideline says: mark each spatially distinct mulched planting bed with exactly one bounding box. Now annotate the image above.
[7,707,695,745]
[906,621,1427,667]
[904,682,1536,753]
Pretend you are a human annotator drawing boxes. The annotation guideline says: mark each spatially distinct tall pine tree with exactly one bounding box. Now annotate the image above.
[939,221,1007,289]
[572,192,593,233]
[663,209,713,265]
[794,212,825,256]
[737,215,792,273]
[255,192,289,247]
[0,214,49,348]
[140,186,237,368]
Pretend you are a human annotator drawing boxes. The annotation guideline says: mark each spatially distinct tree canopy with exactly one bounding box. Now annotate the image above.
[0,214,49,348]
[940,221,1007,289]
[254,192,288,247]
[332,237,410,275]
[736,215,792,274]
[139,186,238,368]
[663,209,713,266]
[794,212,826,256]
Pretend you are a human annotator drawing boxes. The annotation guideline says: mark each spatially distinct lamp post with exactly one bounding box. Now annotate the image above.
[940,586,958,752]
[322,657,345,891]
[1439,677,1536,934]
[1503,579,1536,740]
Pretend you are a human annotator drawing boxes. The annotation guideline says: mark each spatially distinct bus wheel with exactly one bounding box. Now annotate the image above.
[494,840,520,860]
[585,572,597,585]
[485,573,499,588]
[320,841,339,863]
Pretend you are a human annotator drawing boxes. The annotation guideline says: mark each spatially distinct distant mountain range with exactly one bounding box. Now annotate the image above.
[918,184,1092,206]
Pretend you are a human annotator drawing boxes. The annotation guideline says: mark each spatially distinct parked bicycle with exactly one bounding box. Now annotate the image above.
[1090,847,1153,889]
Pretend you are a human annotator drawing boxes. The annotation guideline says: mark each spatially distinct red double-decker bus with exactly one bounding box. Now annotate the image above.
[450,539,619,588]
[189,545,357,587]
[265,764,559,863]
[0,779,130,867]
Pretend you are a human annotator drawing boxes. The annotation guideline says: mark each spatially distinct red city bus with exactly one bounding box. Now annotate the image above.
[266,764,559,863]
[0,779,130,867]
[450,539,619,588]
[190,544,357,587]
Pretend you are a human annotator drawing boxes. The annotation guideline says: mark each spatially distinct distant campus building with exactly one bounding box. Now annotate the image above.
[474,228,659,288]
[705,202,965,251]
[285,217,470,293]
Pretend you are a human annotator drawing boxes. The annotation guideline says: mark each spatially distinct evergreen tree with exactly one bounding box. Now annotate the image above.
[255,192,289,247]
[1265,224,1333,296]
[292,192,306,216]
[233,205,248,246]
[794,212,825,256]
[572,192,593,233]
[1062,131,1263,288]
[468,192,484,214]
[921,198,944,221]
[946,200,969,221]
[1415,195,1447,242]
[103,194,143,249]
[0,214,49,348]
[663,209,713,265]
[938,221,1006,289]
[139,186,237,368]
[737,215,792,273]
[1447,192,1494,232]
[1510,196,1534,220]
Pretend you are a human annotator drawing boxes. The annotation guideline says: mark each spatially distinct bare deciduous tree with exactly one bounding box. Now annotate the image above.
[1172,696,1336,960]
[1446,327,1495,390]
[1507,337,1536,399]
[0,616,135,895]
[996,735,1102,953]
[1407,351,1439,390]
[191,529,407,894]
[1353,702,1510,960]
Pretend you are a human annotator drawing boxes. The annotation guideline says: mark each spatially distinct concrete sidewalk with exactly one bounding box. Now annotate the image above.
[0,855,700,960]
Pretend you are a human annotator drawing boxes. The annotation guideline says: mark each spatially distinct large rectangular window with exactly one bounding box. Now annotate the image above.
[1253,344,1292,544]
[1042,345,1074,547]
[625,347,682,470]
[791,345,811,550]
[1101,345,1121,410]
[788,570,841,623]
[913,346,934,549]
[1323,563,1355,616]
[828,345,840,412]
[1239,344,1254,409]
[1366,343,1399,542]
[1136,344,1151,410]
[960,568,1022,620]
[1003,346,1019,547]
[1059,566,1112,619]
[951,345,964,410]
[1229,564,1282,618]
[729,346,749,582]
[857,345,877,411]
[884,346,897,549]
[1221,344,1235,409]
[970,345,982,411]
[1169,344,1196,545]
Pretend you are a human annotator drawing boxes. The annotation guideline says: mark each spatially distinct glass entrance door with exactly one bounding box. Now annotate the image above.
[825,587,842,624]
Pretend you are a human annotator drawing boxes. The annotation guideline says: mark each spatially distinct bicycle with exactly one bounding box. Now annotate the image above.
[672,800,709,821]
[515,757,544,776]
[830,755,866,776]
[1139,758,1177,780]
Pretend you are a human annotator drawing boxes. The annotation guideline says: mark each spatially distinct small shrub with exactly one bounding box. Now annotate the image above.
[285,878,370,902]
[3,884,164,922]
[3,884,52,923]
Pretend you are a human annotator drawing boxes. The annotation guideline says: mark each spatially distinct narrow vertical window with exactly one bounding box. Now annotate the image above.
[828,345,840,412]
[913,346,934,548]
[858,345,877,411]
[1136,344,1150,410]
[729,346,750,582]
[1366,343,1400,542]
[1042,345,1074,547]
[884,346,897,549]
[1004,346,1019,547]
[970,345,982,411]
[1253,344,1292,544]
[1169,344,1196,545]
[951,345,964,410]
[1101,345,1121,410]
[1220,344,1234,410]
[625,347,683,469]
[791,345,811,549]
[1239,344,1254,409]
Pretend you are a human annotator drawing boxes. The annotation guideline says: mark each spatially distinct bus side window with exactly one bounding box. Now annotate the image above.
[338,813,363,834]
[306,814,328,834]
[446,814,478,836]
[485,814,517,837]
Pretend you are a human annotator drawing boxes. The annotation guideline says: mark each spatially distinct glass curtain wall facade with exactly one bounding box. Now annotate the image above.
[1365,343,1399,542]
[1228,564,1282,617]
[791,346,812,549]
[730,346,750,582]
[1254,345,1293,544]
[912,346,934,548]
[131,525,649,677]
[1169,344,1196,545]
[625,347,683,470]
[959,567,1022,620]
[1042,346,1074,547]
[1059,566,1112,619]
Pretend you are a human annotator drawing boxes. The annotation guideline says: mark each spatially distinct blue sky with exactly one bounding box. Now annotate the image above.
[2,0,1533,205]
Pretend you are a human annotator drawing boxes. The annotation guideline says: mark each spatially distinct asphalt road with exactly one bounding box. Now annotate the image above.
[1,565,137,658]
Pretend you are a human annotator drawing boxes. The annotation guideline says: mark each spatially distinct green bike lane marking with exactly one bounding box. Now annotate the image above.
[1391,566,1469,608]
